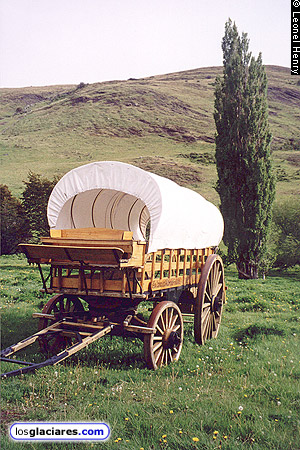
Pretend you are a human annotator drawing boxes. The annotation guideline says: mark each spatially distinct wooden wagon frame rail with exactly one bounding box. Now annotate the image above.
[20,237,214,301]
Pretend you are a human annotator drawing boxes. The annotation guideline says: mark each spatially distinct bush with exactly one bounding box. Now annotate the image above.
[0,185,31,255]
[21,172,58,239]
[273,199,300,268]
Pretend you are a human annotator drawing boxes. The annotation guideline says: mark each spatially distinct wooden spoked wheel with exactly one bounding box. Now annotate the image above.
[38,294,84,353]
[144,301,183,370]
[194,254,225,345]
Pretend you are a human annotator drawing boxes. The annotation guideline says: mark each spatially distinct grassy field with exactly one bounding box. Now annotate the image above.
[1,255,299,450]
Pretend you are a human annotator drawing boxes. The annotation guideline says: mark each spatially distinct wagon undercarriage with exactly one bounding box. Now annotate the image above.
[1,292,185,377]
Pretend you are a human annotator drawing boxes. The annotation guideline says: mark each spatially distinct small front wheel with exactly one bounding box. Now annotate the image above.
[144,301,183,370]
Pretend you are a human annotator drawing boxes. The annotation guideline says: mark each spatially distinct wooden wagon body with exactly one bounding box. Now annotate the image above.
[1,162,226,376]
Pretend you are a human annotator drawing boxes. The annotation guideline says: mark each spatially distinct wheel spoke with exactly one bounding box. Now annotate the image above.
[207,277,212,297]
[173,324,181,332]
[210,265,216,293]
[168,348,173,362]
[160,313,166,331]
[168,308,174,328]
[202,316,208,341]
[164,349,169,366]
[156,324,164,335]
[153,336,162,341]
[216,266,222,284]
[204,291,212,305]
[155,346,164,365]
[204,314,211,340]
[170,313,179,330]
[203,312,212,340]
[153,341,163,353]
[214,282,223,298]
[212,269,221,296]
[201,306,210,325]
[165,309,168,328]
[201,317,210,342]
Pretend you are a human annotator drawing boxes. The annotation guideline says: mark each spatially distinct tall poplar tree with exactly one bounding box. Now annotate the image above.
[214,19,275,279]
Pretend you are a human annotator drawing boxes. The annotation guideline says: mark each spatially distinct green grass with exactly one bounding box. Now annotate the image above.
[1,255,299,450]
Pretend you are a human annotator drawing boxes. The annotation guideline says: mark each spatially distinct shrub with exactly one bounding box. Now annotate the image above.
[21,172,58,239]
[0,185,31,255]
[273,199,300,268]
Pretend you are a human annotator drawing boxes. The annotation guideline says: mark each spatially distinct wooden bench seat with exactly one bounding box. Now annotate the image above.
[20,228,147,269]
[19,244,126,267]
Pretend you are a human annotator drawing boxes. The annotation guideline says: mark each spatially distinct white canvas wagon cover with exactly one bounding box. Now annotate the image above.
[47,161,223,253]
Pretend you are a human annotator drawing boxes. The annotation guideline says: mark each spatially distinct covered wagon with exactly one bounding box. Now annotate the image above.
[1,161,226,376]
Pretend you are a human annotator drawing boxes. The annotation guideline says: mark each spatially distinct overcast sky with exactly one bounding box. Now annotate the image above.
[0,0,290,88]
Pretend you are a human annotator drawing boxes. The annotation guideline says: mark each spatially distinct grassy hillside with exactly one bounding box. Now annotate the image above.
[0,66,299,204]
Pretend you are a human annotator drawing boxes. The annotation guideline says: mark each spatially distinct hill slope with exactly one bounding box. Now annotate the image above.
[0,66,299,203]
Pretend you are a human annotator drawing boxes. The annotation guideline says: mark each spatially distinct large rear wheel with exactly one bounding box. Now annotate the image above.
[194,254,225,345]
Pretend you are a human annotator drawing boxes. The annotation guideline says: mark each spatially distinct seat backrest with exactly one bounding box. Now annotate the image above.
[49,228,133,241]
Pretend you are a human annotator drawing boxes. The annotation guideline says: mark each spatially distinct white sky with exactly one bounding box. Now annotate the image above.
[0,0,290,88]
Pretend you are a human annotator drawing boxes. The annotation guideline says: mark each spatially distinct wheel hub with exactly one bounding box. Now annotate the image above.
[211,295,222,315]
[162,329,181,349]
